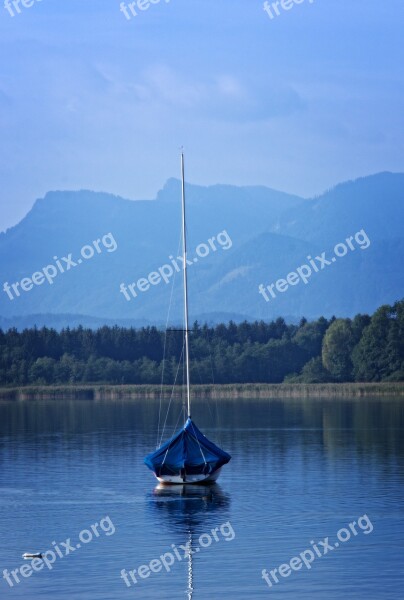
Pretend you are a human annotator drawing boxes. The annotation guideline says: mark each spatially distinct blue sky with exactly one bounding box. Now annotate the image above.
[0,0,403,231]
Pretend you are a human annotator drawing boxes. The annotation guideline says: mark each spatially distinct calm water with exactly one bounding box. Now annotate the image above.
[0,397,403,599]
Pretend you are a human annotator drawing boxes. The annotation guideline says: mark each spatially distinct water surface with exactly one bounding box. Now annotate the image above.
[0,397,403,599]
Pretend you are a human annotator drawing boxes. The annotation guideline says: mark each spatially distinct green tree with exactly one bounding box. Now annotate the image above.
[352,302,404,381]
[322,319,354,381]
[28,357,56,384]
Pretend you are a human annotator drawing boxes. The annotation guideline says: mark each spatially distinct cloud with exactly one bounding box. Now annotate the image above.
[115,65,306,123]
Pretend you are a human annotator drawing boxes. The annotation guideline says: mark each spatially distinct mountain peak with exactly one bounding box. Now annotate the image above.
[156,178,181,202]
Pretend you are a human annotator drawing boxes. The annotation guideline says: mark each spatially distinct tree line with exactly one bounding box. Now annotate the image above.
[0,300,402,386]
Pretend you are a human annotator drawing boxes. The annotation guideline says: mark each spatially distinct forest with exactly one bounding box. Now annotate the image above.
[0,300,402,386]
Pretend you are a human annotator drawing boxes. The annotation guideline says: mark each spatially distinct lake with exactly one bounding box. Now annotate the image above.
[0,397,403,599]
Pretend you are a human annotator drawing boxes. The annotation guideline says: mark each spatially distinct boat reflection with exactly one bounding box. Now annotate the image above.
[149,484,231,598]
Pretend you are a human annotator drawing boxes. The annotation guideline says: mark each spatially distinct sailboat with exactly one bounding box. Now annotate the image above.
[144,153,231,484]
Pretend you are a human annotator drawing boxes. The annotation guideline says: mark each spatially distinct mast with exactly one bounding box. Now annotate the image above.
[181,152,191,419]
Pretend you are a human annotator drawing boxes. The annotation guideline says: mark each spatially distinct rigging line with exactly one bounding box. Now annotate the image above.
[205,325,222,446]
[159,343,184,449]
[182,305,187,420]
[157,330,168,449]
[156,229,184,449]
[189,420,207,465]
[190,343,216,427]
[185,227,223,445]
[171,404,184,439]
[159,343,185,449]
[205,339,221,444]
[161,393,183,467]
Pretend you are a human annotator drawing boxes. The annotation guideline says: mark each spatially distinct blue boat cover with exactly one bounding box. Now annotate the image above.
[144,418,231,477]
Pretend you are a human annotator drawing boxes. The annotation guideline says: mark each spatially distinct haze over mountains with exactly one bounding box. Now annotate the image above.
[0,172,402,329]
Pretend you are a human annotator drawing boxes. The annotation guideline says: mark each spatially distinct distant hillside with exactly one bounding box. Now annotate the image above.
[0,173,402,326]
[0,311,256,331]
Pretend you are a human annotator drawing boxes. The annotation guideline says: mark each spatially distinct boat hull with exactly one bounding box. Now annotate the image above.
[156,467,222,485]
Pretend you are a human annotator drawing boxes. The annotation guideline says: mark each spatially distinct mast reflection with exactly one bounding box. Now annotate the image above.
[149,484,231,598]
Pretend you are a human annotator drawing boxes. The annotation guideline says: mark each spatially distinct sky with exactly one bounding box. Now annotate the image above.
[0,0,403,231]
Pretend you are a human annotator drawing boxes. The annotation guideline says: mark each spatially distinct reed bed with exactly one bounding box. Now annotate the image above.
[0,382,403,401]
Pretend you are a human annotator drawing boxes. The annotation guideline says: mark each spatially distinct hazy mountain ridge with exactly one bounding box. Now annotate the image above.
[275,172,404,243]
[0,172,402,327]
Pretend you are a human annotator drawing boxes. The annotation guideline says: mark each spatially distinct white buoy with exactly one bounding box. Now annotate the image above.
[22,553,43,560]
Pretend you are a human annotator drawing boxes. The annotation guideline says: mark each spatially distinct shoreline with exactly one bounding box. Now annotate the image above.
[0,382,403,401]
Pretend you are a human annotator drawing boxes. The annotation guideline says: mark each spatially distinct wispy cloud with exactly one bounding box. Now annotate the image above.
[97,64,305,122]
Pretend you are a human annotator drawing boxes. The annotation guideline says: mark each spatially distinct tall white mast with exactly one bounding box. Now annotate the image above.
[181,152,191,419]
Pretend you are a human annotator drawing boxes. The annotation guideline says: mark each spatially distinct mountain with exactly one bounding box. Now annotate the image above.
[0,173,402,327]
[275,172,404,244]
[0,311,256,331]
